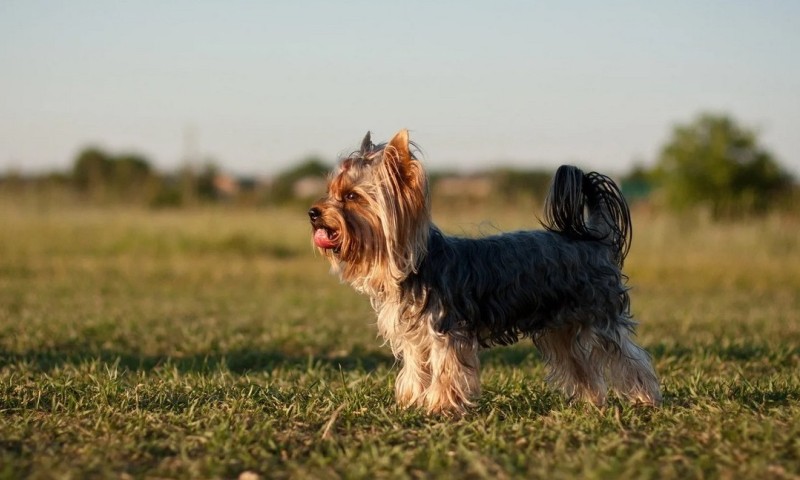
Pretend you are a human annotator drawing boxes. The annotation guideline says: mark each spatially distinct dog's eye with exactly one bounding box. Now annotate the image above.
[345,192,358,202]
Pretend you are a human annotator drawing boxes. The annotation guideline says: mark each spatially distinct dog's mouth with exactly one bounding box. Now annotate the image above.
[313,228,340,251]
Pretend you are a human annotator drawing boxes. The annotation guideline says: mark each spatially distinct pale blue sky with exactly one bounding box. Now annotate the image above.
[1,1,798,176]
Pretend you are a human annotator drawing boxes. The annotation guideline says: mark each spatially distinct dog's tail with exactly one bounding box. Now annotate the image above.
[542,165,632,266]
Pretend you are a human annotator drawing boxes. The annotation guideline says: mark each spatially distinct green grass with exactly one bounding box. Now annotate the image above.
[1,203,799,479]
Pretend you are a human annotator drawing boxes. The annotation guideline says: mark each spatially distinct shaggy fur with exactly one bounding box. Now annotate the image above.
[309,129,661,414]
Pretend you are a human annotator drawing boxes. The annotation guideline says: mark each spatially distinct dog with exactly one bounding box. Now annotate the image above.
[308,129,661,414]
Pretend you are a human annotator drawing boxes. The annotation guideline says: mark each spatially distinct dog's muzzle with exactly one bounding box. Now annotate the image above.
[308,207,339,250]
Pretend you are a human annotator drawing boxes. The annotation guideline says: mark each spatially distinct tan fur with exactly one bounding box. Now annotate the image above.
[535,326,609,405]
[313,129,429,296]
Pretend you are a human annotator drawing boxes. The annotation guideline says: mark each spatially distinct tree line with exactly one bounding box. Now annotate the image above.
[0,112,796,217]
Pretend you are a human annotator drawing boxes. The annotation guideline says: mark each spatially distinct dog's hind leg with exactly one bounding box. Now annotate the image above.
[535,325,608,406]
[605,323,662,406]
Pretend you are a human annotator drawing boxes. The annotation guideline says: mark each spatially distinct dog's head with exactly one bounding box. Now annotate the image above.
[308,130,430,292]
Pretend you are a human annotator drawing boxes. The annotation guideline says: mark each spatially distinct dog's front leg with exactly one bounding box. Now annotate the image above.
[424,334,481,415]
[393,328,433,408]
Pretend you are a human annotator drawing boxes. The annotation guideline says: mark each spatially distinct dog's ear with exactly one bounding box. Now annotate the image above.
[384,129,426,198]
[385,129,413,169]
[360,131,373,155]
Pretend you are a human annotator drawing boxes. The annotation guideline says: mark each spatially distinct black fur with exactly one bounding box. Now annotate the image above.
[403,166,631,348]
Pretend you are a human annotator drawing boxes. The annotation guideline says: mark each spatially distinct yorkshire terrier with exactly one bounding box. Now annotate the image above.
[308,129,661,414]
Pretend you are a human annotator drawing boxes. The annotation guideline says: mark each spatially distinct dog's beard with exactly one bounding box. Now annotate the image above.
[313,202,388,293]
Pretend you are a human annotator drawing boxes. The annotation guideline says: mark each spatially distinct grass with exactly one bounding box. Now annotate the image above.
[1,201,799,479]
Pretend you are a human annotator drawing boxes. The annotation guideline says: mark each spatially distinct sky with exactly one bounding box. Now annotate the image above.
[1,1,799,177]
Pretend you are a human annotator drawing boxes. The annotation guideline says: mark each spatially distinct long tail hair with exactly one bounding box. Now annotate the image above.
[542,165,632,266]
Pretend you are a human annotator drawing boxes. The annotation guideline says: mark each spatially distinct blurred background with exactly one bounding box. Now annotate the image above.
[2,5,799,477]
[1,1,798,215]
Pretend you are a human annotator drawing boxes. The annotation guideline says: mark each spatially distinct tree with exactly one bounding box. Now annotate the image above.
[73,147,113,193]
[72,147,156,203]
[654,113,792,217]
[492,168,552,203]
[113,153,155,199]
[269,157,330,204]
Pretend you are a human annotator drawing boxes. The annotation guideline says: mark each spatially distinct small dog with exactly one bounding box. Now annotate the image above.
[309,130,661,414]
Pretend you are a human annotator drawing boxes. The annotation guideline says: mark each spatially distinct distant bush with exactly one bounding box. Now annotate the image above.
[70,147,234,207]
[268,157,330,204]
[620,163,655,203]
[72,147,158,203]
[491,168,552,203]
[653,113,793,218]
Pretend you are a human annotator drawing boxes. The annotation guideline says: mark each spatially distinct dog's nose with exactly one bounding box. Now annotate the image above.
[308,207,321,222]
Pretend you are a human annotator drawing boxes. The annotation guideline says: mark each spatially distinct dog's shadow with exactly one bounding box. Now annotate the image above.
[7,342,794,414]
[0,345,396,375]
[3,341,540,375]
[479,345,540,367]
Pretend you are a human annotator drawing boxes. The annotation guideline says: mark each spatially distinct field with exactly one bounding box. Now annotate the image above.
[1,200,799,479]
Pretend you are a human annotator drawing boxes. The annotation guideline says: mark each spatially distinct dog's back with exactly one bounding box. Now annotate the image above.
[409,225,628,348]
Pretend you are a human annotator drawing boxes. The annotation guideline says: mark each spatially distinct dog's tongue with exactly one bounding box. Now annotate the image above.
[314,229,338,249]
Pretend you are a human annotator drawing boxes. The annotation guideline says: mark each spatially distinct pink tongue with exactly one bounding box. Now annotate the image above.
[314,229,338,249]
